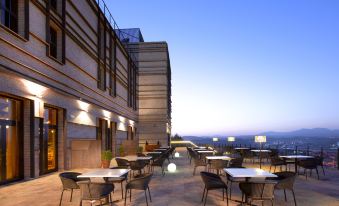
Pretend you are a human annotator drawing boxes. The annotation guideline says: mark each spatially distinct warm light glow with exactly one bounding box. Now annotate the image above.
[129,120,135,126]
[118,116,126,123]
[103,110,111,118]
[117,122,127,131]
[168,163,176,172]
[212,137,219,142]
[73,111,95,125]
[78,100,90,112]
[174,152,180,158]
[255,136,267,143]
[34,97,44,117]
[21,79,47,98]
[170,140,198,147]
[228,136,235,142]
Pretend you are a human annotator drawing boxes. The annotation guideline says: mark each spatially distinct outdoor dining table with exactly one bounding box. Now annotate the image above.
[224,168,277,202]
[78,168,130,179]
[144,151,162,154]
[280,155,314,173]
[205,156,232,160]
[250,149,271,153]
[154,148,168,151]
[224,168,277,181]
[118,156,153,162]
[234,148,250,150]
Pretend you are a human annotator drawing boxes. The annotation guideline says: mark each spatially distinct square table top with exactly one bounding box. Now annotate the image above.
[206,156,231,160]
[78,169,130,178]
[251,150,271,152]
[224,168,277,178]
[154,148,168,151]
[197,150,215,153]
[144,151,162,154]
[194,148,208,151]
[234,148,250,150]
[117,156,152,161]
[280,155,314,159]
[159,146,170,149]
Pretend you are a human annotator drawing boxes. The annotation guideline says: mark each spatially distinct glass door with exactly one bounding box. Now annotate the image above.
[0,96,22,185]
[40,106,58,175]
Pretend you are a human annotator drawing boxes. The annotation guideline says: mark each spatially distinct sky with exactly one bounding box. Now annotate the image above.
[105,0,339,136]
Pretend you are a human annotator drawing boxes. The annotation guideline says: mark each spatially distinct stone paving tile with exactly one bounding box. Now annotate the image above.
[0,148,339,206]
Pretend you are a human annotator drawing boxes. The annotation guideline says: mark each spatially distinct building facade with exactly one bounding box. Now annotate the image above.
[0,0,171,185]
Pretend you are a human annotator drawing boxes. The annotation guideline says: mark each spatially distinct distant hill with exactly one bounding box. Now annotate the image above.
[259,128,339,138]
[183,128,339,140]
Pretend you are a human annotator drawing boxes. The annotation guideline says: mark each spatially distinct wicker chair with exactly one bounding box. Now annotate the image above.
[200,172,229,206]
[116,158,130,168]
[269,172,297,206]
[225,157,244,200]
[209,159,228,175]
[59,172,89,206]
[78,180,114,206]
[106,166,129,199]
[129,160,147,178]
[151,156,166,176]
[297,158,319,179]
[270,156,287,172]
[315,156,325,176]
[239,181,276,206]
[192,153,207,175]
[125,174,153,206]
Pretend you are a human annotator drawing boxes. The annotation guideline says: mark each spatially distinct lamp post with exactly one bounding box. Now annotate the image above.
[255,135,266,169]
[227,136,235,145]
[213,137,218,149]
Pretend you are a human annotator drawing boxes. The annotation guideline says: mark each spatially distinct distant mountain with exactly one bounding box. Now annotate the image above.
[259,128,339,138]
[182,128,339,140]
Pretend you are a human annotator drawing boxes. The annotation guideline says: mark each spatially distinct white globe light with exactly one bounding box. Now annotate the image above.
[174,152,180,157]
[167,163,176,172]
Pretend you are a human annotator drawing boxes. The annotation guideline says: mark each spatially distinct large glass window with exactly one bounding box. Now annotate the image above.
[40,106,57,174]
[0,96,22,184]
[49,27,58,59]
[0,0,18,33]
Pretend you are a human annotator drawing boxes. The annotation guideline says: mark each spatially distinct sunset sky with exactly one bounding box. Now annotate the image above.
[107,0,339,136]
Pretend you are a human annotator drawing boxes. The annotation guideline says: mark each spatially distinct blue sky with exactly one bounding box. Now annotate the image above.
[106,0,339,136]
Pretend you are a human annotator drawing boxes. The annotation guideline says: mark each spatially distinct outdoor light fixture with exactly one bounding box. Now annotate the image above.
[255,136,267,169]
[168,163,176,172]
[255,136,266,143]
[174,152,180,158]
[212,137,219,142]
[228,137,235,142]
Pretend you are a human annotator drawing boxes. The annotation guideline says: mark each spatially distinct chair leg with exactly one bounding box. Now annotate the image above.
[145,190,149,206]
[70,189,73,202]
[226,188,229,206]
[193,167,196,176]
[284,189,287,201]
[201,187,206,202]
[269,165,272,172]
[204,190,209,206]
[121,181,124,199]
[292,189,297,206]
[148,187,152,202]
[229,181,233,200]
[241,193,244,206]
[222,188,224,201]
[130,189,132,202]
[110,194,113,206]
[316,168,319,180]
[124,189,127,206]
[79,199,82,206]
[322,166,325,176]
[59,190,64,206]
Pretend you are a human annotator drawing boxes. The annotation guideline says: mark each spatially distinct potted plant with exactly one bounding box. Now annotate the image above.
[118,144,125,156]
[101,150,112,168]
[137,146,143,153]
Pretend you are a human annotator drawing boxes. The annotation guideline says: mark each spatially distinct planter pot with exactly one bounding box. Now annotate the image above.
[101,160,110,168]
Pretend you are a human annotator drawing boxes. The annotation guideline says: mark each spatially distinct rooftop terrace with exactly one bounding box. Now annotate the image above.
[0,147,338,206]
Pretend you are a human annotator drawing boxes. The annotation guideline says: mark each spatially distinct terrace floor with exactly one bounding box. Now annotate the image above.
[0,147,339,206]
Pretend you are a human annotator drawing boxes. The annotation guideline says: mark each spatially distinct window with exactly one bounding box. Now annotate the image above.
[97,16,106,91]
[50,0,57,11]
[109,34,116,96]
[0,0,18,32]
[49,27,57,59]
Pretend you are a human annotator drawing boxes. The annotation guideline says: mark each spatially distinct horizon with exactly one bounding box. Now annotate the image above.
[106,0,339,136]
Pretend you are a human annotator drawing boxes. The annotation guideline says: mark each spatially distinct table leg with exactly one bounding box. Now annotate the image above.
[295,158,297,173]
